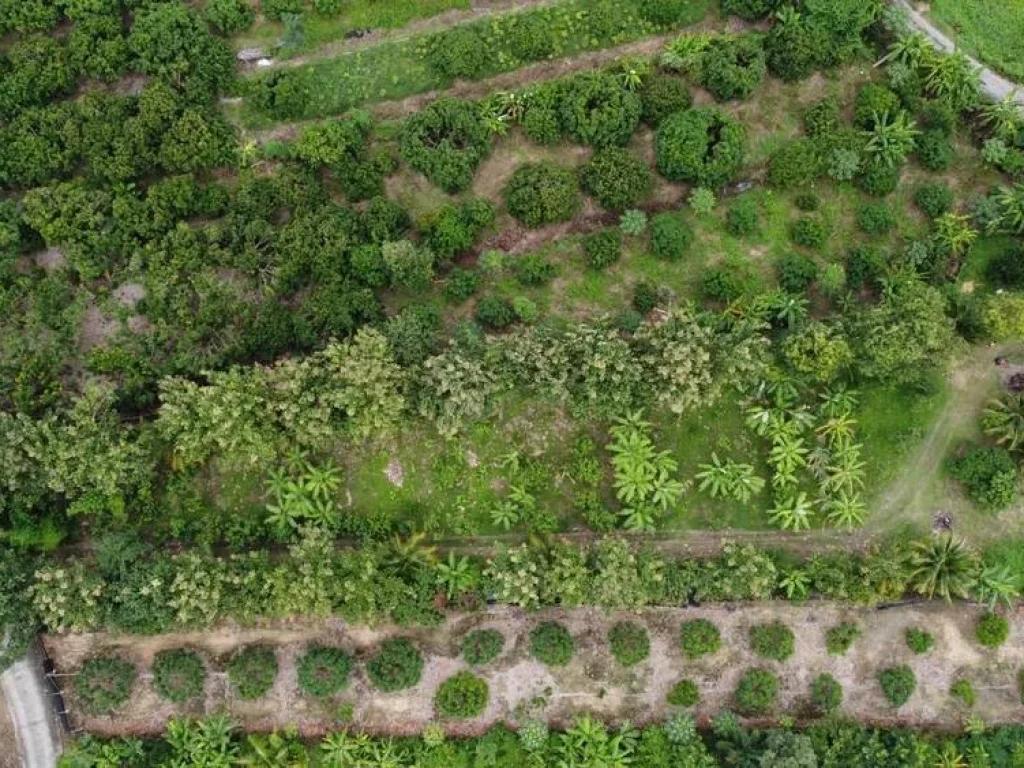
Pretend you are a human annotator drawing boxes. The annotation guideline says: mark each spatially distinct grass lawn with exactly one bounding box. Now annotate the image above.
[930,0,1024,82]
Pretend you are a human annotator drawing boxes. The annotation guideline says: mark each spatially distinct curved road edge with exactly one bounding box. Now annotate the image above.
[1,649,61,768]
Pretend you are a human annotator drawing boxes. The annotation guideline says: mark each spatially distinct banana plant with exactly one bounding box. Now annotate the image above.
[768,493,815,531]
[435,552,477,600]
[824,491,867,529]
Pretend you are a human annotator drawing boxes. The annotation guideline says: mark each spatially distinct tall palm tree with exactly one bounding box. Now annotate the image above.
[907,536,979,602]
[983,394,1024,451]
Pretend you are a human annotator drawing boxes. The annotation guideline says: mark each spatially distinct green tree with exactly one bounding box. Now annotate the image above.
[908,536,979,602]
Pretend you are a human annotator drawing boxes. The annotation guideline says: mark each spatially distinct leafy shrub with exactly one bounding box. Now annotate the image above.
[667,679,700,707]
[521,81,563,145]
[400,98,492,193]
[384,240,434,291]
[262,0,304,21]
[803,97,840,138]
[423,199,495,262]
[749,621,795,661]
[734,668,779,715]
[720,0,780,20]
[560,73,642,148]
[650,213,694,261]
[905,628,934,654]
[512,296,538,324]
[227,646,278,700]
[727,196,759,236]
[427,26,489,79]
[444,269,480,304]
[76,656,136,715]
[584,228,623,270]
[846,245,887,290]
[386,304,442,366]
[367,639,424,692]
[703,256,760,301]
[916,130,953,172]
[434,672,488,719]
[640,0,700,25]
[951,678,976,707]
[826,622,860,655]
[152,649,205,703]
[297,645,352,698]
[506,12,553,61]
[986,245,1024,289]
[857,202,896,234]
[858,160,901,197]
[768,139,820,189]
[203,0,254,35]
[504,163,581,228]
[580,148,653,211]
[854,84,901,129]
[529,621,573,666]
[794,193,820,212]
[620,209,649,236]
[776,252,818,293]
[811,673,843,715]
[513,254,557,286]
[679,619,720,659]
[689,187,716,215]
[976,612,1010,648]
[914,183,953,219]
[474,296,518,330]
[950,446,1019,510]
[699,35,767,101]
[640,73,692,127]
[633,280,659,314]
[790,217,826,248]
[879,665,916,707]
[462,629,505,666]
[656,108,746,188]
[608,621,650,667]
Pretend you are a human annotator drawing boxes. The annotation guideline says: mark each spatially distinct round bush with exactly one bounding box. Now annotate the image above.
[951,678,976,707]
[650,213,694,261]
[749,621,795,662]
[803,97,840,138]
[640,73,692,127]
[76,656,136,715]
[513,253,557,286]
[203,0,254,35]
[726,196,759,236]
[504,163,581,228]
[297,645,352,698]
[915,130,953,172]
[734,668,779,715]
[608,622,650,667]
[976,612,1010,648]
[856,202,896,234]
[152,649,205,704]
[474,295,518,330]
[768,139,820,189]
[879,665,916,707]
[656,108,746,188]
[811,673,843,715]
[640,0,697,25]
[699,35,767,102]
[444,268,480,304]
[667,679,700,707]
[584,228,622,270]
[794,193,820,212]
[367,638,424,692]
[703,256,760,301]
[680,619,720,659]
[633,280,659,314]
[826,622,860,655]
[227,646,278,700]
[434,671,488,719]
[905,628,934,654]
[506,13,553,61]
[529,622,574,667]
[857,160,900,197]
[462,629,504,666]
[559,73,641,149]
[776,251,817,293]
[580,148,653,212]
[914,183,953,219]
[721,0,780,20]
[950,446,1018,510]
[854,84,901,129]
[790,217,826,248]
[400,98,492,193]
[427,26,489,80]
[987,245,1024,289]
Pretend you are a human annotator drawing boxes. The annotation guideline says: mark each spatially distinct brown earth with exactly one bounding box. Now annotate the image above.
[0,685,20,768]
[46,602,1024,738]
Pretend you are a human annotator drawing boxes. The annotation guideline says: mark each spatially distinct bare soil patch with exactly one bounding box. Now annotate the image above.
[46,602,1024,738]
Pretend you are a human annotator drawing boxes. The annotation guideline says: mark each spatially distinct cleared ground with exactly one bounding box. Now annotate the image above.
[47,602,1024,737]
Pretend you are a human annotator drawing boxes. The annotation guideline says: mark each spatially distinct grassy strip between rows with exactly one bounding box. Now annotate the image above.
[233,0,473,56]
[239,0,710,125]
[929,0,1024,83]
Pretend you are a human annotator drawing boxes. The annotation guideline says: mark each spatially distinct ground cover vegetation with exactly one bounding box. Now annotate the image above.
[0,0,1023,745]
[61,714,1024,768]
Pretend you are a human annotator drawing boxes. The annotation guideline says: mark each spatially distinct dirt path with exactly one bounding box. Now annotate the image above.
[896,0,1024,109]
[242,0,561,73]
[871,341,1021,535]
[0,683,21,768]
[46,602,1024,738]
[1,653,61,768]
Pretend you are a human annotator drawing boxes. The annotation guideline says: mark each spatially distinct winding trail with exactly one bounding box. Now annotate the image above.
[895,0,1024,108]
[1,646,60,768]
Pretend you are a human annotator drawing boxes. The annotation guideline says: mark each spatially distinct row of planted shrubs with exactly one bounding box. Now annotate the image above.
[75,612,1011,717]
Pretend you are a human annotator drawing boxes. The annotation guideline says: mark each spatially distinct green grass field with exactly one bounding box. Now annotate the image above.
[930,0,1024,82]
